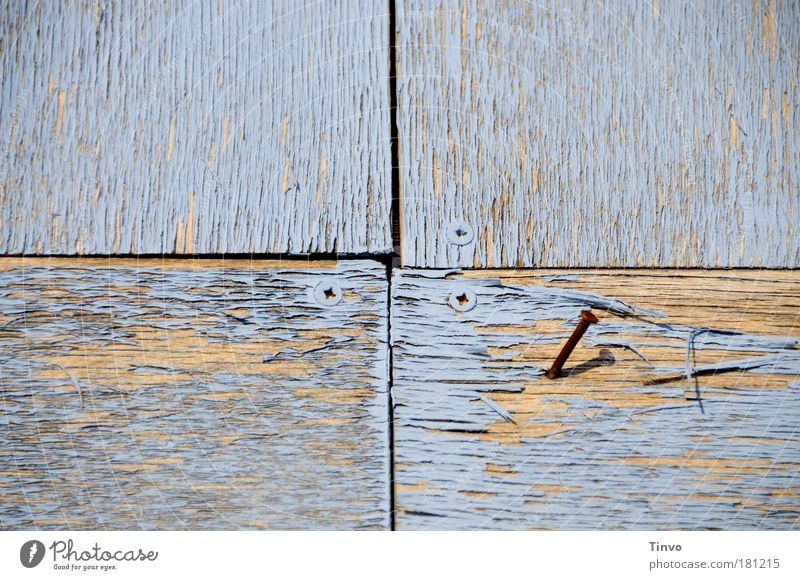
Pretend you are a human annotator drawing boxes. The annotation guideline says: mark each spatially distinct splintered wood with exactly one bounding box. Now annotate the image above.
[0,259,390,529]
[391,269,800,529]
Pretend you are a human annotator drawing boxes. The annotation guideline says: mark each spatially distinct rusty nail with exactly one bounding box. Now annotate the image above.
[545,310,599,379]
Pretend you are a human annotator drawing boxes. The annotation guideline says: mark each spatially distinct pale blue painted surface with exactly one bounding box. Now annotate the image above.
[397,0,800,267]
[0,1,392,255]
[391,269,800,529]
[0,260,390,529]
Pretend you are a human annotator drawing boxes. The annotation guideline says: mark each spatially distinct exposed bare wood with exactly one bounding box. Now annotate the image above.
[396,0,800,268]
[0,1,392,255]
[0,259,389,529]
[392,269,800,529]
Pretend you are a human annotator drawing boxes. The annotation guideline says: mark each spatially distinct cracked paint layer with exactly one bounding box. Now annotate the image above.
[0,1,392,255]
[0,259,390,530]
[397,0,800,267]
[391,269,800,529]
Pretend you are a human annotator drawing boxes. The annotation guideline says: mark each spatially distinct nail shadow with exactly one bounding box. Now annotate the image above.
[563,349,616,377]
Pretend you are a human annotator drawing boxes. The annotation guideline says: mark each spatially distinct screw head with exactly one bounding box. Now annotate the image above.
[446,221,474,246]
[448,288,477,312]
[312,280,343,306]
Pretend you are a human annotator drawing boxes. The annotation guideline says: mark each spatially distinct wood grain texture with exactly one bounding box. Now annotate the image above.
[0,1,391,255]
[391,269,800,529]
[396,0,800,268]
[0,259,389,529]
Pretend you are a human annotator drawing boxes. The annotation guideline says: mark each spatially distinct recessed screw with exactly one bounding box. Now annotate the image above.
[448,288,477,312]
[446,221,474,246]
[312,280,343,306]
[545,310,599,379]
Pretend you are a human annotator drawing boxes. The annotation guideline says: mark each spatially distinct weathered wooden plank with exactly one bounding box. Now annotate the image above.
[0,259,389,529]
[391,269,800,529]
[396,0,800,268]
[0,1,391,255]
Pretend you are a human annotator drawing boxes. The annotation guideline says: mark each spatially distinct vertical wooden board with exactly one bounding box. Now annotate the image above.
[0,259,389,530]
[396,0,800,268]
[0,1,391,255]
[391,269,800,529]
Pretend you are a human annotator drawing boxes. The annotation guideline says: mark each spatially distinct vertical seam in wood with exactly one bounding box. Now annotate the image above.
[389,0,402,258]
[387,0,402,530]
[386,260,397,531]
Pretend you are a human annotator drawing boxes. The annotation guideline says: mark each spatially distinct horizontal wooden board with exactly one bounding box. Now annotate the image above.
[0,1,391,255]
[396,0,800,268]
[0,259,389,529]
[391,269,800,529]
